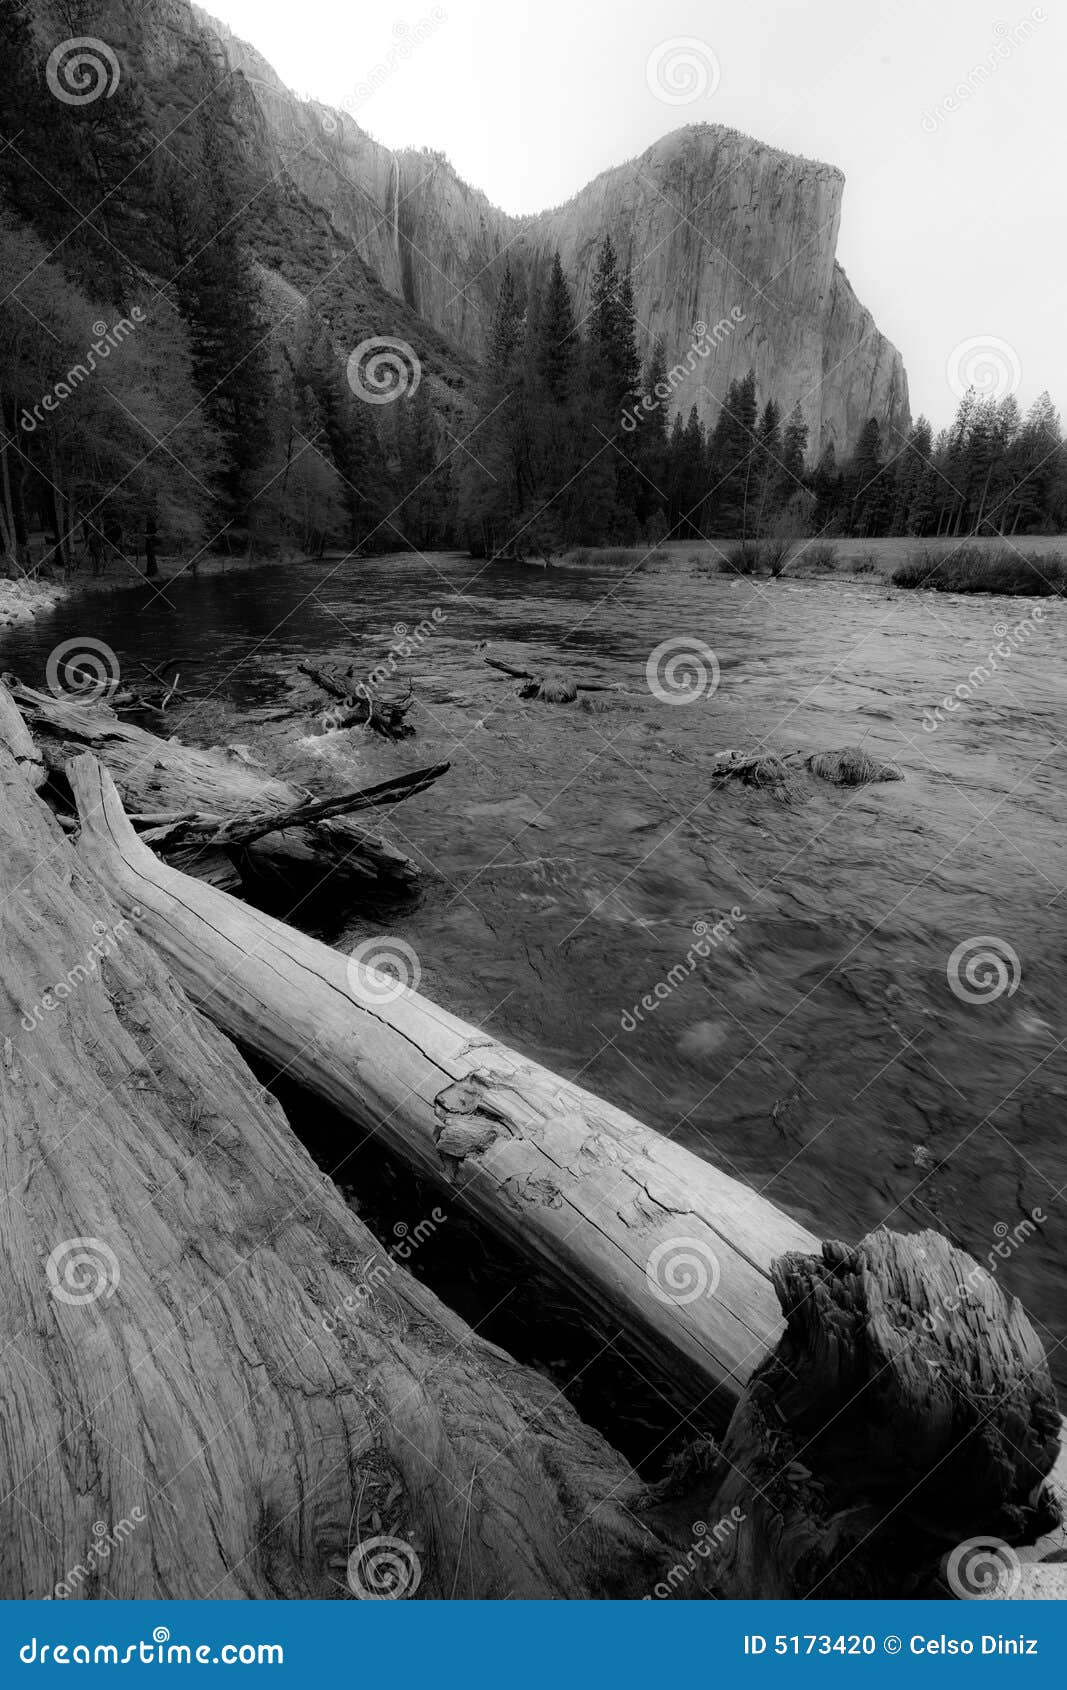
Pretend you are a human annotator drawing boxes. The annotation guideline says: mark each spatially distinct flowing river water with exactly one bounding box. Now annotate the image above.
[3,549,1065,1405]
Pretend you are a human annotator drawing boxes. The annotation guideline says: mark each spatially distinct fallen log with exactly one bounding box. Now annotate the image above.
[70,753,817,1426]
[63,760,1067,1596]
[0,740,693,1600]
[482,654,621,704]
[703,1231,1062,1598]
[3,679,424,894]
[299,662,415,739]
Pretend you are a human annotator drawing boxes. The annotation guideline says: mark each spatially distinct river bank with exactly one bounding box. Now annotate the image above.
[0,550,302,629]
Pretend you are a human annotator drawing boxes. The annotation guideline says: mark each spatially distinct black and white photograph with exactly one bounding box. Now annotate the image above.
[0,0,1065,1624]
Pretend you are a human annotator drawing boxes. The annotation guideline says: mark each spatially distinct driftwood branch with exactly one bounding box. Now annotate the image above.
[3,680,423,892]
[299,662,415,739]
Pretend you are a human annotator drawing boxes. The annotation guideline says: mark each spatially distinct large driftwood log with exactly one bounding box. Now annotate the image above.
[70,754,816,1426]
[0,741,692,1600]
[4,679,423,893]
[704,1230,1062,1598]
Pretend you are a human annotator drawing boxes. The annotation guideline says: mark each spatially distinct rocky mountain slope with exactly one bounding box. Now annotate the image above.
[93,1,912,455]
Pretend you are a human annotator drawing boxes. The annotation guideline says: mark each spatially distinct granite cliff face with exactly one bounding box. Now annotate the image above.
[128,2,909,456]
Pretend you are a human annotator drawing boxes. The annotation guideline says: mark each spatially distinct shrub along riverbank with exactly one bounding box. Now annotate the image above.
[891,545,1067,596]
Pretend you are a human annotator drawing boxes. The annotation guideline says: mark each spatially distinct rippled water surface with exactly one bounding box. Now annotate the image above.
[4,550,1065,1387]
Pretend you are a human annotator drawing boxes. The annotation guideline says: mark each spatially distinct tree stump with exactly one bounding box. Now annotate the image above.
[704,1230,1062,1598]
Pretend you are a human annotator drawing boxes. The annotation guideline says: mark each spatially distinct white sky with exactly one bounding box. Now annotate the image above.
[203,0,1063,431]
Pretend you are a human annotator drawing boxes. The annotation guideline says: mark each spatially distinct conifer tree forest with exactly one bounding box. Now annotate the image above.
[2,0,1065,576]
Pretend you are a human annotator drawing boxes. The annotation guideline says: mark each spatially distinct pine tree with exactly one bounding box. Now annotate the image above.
[847,418,888,535]
[753,399,782,533]
[458,266,532,555]
[779,403,809,497]
[534,252,577,404]
[166,94,276,538]
[706,370,758,535]
[634,335,670,533]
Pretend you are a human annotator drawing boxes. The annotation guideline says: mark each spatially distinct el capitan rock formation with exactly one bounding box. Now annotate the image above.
[41,0,911,457]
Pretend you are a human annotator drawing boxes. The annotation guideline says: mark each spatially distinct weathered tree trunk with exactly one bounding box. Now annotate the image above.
[0,681,46,788]
[704,1230,1062,1598]
[0,742,689,1600]
[69,753,816,1427]
[3,680,421,893]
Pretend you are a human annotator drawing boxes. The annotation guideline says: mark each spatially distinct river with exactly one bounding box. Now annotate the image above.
[3,548,1064,1398]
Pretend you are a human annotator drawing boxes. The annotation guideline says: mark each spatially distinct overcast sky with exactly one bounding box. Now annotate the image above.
[203,0,1061,431]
